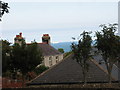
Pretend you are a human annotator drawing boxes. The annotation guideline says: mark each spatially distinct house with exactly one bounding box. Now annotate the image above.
[14,33,63,67]
[27,54,116,86]
[39,34,63,67]
[37,43,63,67]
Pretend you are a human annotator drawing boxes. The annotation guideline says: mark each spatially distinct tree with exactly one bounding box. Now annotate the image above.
[95,23,120,83]
[58,48,64,53]
[11,40,43,83]
[1,40,11,75]
[26,42,43,73]
[0,1,9,21]
[71,31,92,84]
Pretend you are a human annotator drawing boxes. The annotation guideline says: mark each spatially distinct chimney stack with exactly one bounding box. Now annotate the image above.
[42,34,50,45]
[19,32,22,37]
[14,32,24,46]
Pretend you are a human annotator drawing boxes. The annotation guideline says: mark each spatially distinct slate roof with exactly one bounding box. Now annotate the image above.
[37,43,62,56]
[28,54,114,85]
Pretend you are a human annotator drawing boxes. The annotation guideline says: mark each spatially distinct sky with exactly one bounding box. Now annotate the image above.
[0,0,118,43]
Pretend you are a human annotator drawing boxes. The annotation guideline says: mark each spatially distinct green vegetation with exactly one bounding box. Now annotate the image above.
[0,1,9,21]
[58,48,64,53]
[34,65,49,75]
[2,39,43,81]
[2,40,11,74]
[71,31,92,84]
[11,40,43,80]
[95,23,120,83]
[2,23,120,86]
[70,23,120,84]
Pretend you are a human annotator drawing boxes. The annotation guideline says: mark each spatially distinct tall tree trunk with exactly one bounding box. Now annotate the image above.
[105,58,112,84]
[108,68,112,83]
[108,64,112,83]
[108,72,112,83]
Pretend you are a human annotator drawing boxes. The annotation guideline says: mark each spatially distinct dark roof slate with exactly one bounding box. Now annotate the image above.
[28,54,113,85]
[37,43,62,56]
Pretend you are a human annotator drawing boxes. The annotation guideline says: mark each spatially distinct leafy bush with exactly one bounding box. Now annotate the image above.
[58,48,64,53]
[34,65,49,75]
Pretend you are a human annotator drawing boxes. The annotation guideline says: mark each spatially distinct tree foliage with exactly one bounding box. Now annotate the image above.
[1,40,11,74]
[58,48,64,53]
[26,42,43,73]
[11,40,43,76]
[34,65,49,75]
[95,23,120,83]
[71,31,92,84]
[0,1,9,21]
[2,39,43,80]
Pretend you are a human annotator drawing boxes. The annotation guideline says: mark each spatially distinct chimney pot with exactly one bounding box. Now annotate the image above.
[19,32,22,37]
[42,34,50,45]
[16,35,19,37]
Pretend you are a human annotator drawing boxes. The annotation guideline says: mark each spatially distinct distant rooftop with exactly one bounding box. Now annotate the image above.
[38,43,62,56]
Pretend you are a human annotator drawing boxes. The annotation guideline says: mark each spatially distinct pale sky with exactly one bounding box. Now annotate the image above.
[0,0,118,43]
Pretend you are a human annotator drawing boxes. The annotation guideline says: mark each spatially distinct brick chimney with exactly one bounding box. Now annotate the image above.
[19,32,22,37]
[14,32,24,46]
[42,34,50,45]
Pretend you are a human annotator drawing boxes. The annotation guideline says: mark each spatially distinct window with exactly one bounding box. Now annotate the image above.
[56,56,58,59]
[56,60,58,63]
[49,57,52,60]
[49,60,52,66]
[56,56,59,63]
[49,57,52,66]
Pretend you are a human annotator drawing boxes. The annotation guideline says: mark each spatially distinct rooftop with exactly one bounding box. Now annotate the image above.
[37,43,62,56]
[27,54,114,85]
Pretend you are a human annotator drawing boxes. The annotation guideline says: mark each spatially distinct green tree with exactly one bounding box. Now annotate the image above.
[95,23,120,83]
[1,40,11,74]
[58,48,64,53]
[11,41,27,79]
[11,40,43,83]
[71,31,92,84]
[26,42,43,73]
[0,1,9,21]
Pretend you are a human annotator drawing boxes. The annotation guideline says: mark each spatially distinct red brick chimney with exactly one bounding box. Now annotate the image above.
[42,34,50,45]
